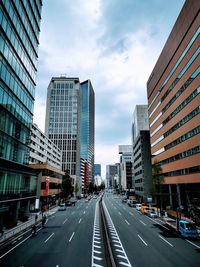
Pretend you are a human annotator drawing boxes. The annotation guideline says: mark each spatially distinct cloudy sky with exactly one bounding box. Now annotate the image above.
[34,0,185,178]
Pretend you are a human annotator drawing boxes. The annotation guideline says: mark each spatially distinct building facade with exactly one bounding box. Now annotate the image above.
[106,164,118,189]
[147,0,200,216]
[80,80,95,192]
[29,123,64,209]
[0,0,42,228]
[94,164,101,176]
[132,105,152,202]
[119,145,133,191]
[45,77,81,190]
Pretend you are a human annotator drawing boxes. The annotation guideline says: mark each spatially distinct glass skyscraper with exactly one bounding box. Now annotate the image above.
[0,0,42,228]
[45,77,82,189]
[80,80,95,191]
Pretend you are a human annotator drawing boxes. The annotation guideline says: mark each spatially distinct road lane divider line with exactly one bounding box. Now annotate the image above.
[118,212,122,216]
[92,201,104,267]
[139,220,146,226]
[158,235,173,247]
[63,218,68,224]
[125,220,130,226]
[137,234,148,246]
[69,232,75,242]
[78,218,82,224]
[102,200,132,267]
[185,239,200,249]
[45,233,55,243]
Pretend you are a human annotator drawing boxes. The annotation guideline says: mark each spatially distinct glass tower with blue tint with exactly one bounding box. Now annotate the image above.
[0,0,42,228]
[80,80,95,192]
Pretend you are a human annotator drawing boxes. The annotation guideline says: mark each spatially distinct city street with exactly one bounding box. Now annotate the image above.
[0,198,105,267]
[0,194,200,267]
[104,193,200,267]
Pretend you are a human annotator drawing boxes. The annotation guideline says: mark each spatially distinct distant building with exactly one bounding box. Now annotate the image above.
[0,0,42,228]
[147,0,200,213]
[29,124,64,209]
[94,164,101,176]
[106,164,118,189]
[132,105,152,202]
[45,77,82,192]
[118,145,133,191]
[80,80,95,191]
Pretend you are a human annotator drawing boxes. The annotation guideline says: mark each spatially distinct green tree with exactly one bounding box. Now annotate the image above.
[61,170,73,201]
[152,161,164,212]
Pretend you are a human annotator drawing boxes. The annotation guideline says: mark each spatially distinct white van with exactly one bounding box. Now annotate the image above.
[135,204,141,211]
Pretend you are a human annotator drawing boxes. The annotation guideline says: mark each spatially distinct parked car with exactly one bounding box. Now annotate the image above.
[147,209,158,218]
[58,204,66,211]
[135,204,142,211]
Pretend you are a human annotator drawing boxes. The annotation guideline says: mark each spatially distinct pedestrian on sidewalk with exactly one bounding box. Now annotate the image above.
[42,215,46,228]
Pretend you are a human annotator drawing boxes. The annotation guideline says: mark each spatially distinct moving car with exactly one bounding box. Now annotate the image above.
[58,204,66,211]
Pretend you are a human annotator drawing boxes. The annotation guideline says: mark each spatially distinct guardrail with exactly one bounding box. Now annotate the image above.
[99,195,116,267]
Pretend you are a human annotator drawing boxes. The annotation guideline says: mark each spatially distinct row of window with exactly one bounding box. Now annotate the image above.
[0,59,34,113]
[53,83,74,89]
[164,165,200,177]
[0,82,32,128]
[0,106,30,145]
[0,171,37,195]
[160,146,200,166]
[0,3,37,68]
[163,86,200,125]
[164,106,200,138]
[0,131,30,164]
[165,126,200,151]
[150,47,200,128]
[151,87,200,147]
[149,26,199,112]
[1,35,36,93]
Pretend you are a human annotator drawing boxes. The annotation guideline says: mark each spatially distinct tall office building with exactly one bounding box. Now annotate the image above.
[106,164,118,189]
[147,0,200,214]
[94,164,101,176]
[45,77,81,190]
[132,105,152,202]
[0,0,42,227]
[118,145,133,191]
[80,80,95,191]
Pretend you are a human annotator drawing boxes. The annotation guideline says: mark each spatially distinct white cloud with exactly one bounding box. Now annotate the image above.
[34,0,185,177]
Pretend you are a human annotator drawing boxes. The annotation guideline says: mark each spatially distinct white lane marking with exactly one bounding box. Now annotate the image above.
[118,212,122,216]
[147,217,169,230]
[0,234,31,259]
[94,250,102,254]
[125,219,130,225]
[93,256,103,260]
[94,245,101,248]
[159,235,173,247]
[137,234,148,246]
[83,211,86,214]
[186,239,200,249]
[63,218,68,224]
[69,232,75,242]
[103,200,132,267]
[45,233,55,243]
[119,262,131,266]
[78,218,82,224]
[139,220,146,226]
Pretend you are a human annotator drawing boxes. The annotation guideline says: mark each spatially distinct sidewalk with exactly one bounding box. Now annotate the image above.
[0,206,58,246]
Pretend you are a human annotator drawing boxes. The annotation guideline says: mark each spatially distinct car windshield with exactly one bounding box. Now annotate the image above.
[185,223,196,230]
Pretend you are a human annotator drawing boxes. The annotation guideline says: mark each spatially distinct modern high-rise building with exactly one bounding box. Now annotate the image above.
[147,0,200,215]
[80,80,95,191]
[118,145,133,191]
[0,0,42,227]
[94,164,101,176]
[132,105,152,202]
[106,164,118,189]
[45,77,81,190]
[45,77,95,195]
